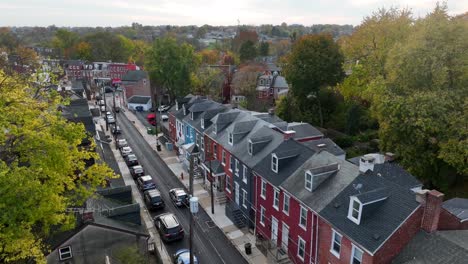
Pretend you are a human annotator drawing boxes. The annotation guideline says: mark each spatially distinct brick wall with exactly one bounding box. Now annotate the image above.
[438,208,468,230]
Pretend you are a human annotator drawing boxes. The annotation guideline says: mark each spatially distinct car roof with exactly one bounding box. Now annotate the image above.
[160,213,179,228]
[146,189,161,197]
[175,189,187,195]
[132,165,143,170]
[140,175,152,181]
[122,146,131,150]
[127,154,137,159]
[118,139,127,142]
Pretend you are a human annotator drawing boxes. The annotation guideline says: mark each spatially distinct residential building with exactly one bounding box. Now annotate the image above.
[256,74,289,100]
[121,70,151,105]
[301,137,346,160]
[127,96,152,111]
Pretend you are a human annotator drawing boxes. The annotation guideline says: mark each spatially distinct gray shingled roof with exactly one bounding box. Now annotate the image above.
[393,230,468,264]
[301,138,346,157]
[320,170,421,254]
[128,96,151,104]
[355,187,389,204]
[122,70,147,81]
[281,151,360,212]
[254,139,315,187]
[287,122,323,139]
[442,198,468,221]
[272,76,288,88]
[232,120,258,134]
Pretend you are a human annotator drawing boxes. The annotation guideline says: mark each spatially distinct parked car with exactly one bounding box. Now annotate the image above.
[144,189,165,210]
[104,86,114,93]
[135,106,144,112]
[125,154,139,166]
[173,249,198,264]
[169,188,189,207]
[100,105,106,112]
[137,175,156,191]
[116,139,128,149]
[154,213,184,242]
[99,100,105,106]
[120,146,132,157]
[161,114,169,122]
[130,165,145,179]
[158,105,170,112]
[107,116,115,124]
[111,125,121,135]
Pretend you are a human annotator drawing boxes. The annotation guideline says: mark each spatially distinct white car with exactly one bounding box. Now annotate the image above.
[116,139,128,149]
[120,146,132,157]
[158,105,170,112]
[107,116,115,124]
[161,114,169,122]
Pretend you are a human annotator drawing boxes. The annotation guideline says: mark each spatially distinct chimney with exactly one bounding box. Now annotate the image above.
[359,155,375,173]
[385,152,395,162]
[283,130,296,140]
[82,211,94,223]
[421,189,444,233]
[268,108,275,116]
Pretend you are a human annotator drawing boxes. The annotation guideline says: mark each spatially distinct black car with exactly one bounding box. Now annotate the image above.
[130,165,145,179]
[125,154,139,166]
[154,213,184,242]
[144,189,165,210]
[104,86,114,93]
[169,188,189,207]
[137,175,156,191]
[111,125,121,135]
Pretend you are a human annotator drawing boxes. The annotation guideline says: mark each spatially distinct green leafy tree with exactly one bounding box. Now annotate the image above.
[239,40,257,62]
[52,29,79,59]
[0,70,114,263]
[114,246,146,264]
[191,67,224,100]
[258,42,269,56]
[145,37,200,102]
[84,32,133,62]
[74,41,92,61]
[283,33,344,126]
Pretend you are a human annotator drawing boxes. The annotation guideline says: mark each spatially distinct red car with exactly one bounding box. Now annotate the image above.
[147,113,156,126]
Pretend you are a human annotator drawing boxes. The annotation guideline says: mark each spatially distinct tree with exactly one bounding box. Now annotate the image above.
[231,64,263,109]
[258,42,269,56]
[84,32,133,62]
[130,40,150,66]
[191,67,224,100]
[52,29,79,59]
[74,41,92,61]
[114,246,146,264]
[198,49,220,65]
[0,27,20,51]
[0,70,114,263]
[283,34,344,126]
[145,37,200,102]
[239,40,257,62]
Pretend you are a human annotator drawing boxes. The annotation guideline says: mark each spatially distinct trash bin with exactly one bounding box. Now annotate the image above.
[166,142,173,151]
[147,127,155,135]
[156,144,161,151]
[245,243,252,255]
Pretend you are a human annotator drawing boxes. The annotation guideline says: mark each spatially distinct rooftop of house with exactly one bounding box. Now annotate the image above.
[320,167,422,254]
[254,139,315,187]
[128,95,151,104]
[281,151,360,212]
[393,230,468,264]
[174,96,206,120]
[121,70,147,82]
[442,198,468,222]
[301,138,346,157]
[287,122,323,140]
[61,98,94,134]
[184,100,223,129]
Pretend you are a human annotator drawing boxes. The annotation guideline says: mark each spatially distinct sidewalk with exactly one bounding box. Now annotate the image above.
[122,109,267,264]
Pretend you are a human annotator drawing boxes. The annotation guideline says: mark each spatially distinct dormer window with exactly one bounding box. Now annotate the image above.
[271,154,278,173]
[213,124,217,134]
[228,132,233,145]
[305,171,312,191]
[59,246,72,260]
[248,140,253,155]
[347,197,362,225]
[201,119,205,129]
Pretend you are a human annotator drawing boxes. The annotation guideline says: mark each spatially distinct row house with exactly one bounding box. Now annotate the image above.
[173,96,205,152]
[167,96,192,146]
[256,74,289,100]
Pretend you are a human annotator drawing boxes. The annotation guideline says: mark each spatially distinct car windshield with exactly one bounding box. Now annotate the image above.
[143,179,153,184]
[151,196,162,203]
[167,226,180,234]
[135,168,143,173]
[178,194,187,200]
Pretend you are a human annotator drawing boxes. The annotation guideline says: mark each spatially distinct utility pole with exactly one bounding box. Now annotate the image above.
[189,145,199,196]
[189,196,199,264]
[209,140,214,214]
[103,84,108,131]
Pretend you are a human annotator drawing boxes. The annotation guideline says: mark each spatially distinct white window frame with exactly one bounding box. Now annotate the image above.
[213,143,217,159]
[261,180,267,199]
[228,132,233,145]
[260,206,266,226]
[271,154,278,173]
[248,140,253,155]
[299,205,307,230]
[196,134,200,146]
[235,159,239,176]
[283,193,290,215]
[201,118,205,129]
[273,188,280,210]
[297,236,305,261]
[191,111,194,120]
[59,246,73,260]
[330,229,342,258]
[225,175,231,193]
[201,137,204,150]
[347,197,362,225]
[242,165,248,184]
[242,189,248,208]
[351,244,363,264]
[305,171,312,191]
[221,150,226,165]
[229,156,234,172]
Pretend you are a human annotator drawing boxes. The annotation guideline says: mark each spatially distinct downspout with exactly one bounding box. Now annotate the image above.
[315,214,319,263]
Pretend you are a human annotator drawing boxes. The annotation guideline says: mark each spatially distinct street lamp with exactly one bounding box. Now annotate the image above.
[189,196,199,264]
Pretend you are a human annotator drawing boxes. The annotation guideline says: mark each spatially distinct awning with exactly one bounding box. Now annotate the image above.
[202,160,226,177]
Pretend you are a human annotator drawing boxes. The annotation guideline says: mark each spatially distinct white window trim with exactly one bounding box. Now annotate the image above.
[221,150,226,165]
[225,175,231,193]
[283,193,290,215]
[297,236,305,261]
[201,118,205,129]
[229,156,233,172]
[242,165,248,184]
[59,246,73,260]
[351,244,363,264]
[273,188,280,210]
[248,140,253,155]
[235,159,239,176]
[260,206,266,226]
[271,154,278,173]
[330,229,342,258]
[305,171,312,191]
[261,180,266,199]
[228,132,233,145]
[299,205,307,230]
[242,189,248,209]
[347,197,363,225]
[213,144,217,159]
[201,137,204,150]
[191,111,194,120]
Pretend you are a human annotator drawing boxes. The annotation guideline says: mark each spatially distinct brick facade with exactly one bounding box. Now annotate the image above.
[438,208,468,230]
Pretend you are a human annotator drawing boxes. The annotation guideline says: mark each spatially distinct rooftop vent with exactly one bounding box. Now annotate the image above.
[317,143,326,148]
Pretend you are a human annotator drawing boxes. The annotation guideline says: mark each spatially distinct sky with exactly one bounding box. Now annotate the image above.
[1,0,466,27]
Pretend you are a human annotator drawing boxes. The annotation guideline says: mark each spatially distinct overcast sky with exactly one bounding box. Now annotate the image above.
[1,0,466,27]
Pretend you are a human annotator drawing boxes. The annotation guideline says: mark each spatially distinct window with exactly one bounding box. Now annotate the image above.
[297,237,305,260]
[230,156,234,172]
[305,171,312,191]
[271,154,278,173]
[213,144,217,159]
[222,150,226,165]
[331,230,342,257]
[196,134,200,146]
[347,197,362,225]
[191,111,194,120]
[201,118,205,129]
[242,165,247,184]
[260,206,266,226]
[242,189,248,208]
[283,193,290,215]
[228,132,233,145]
[226,175,231,193]
[261,180,266,199]
[299,206,307,229]
[201,137,204,150]
[59,246,72,260]
[248,141,253,155]
[235,159,239,176]
[351,245,363,264]
[273,189,280,210]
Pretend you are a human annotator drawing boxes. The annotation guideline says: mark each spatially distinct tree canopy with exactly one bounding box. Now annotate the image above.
[239,40,257,62]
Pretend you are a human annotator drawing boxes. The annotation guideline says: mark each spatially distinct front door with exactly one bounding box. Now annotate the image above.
[281,223,289,251]
[271,217,278,247]
[235,182,239,205]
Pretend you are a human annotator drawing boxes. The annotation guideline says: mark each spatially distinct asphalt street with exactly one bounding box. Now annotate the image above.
[115,110,248,264]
